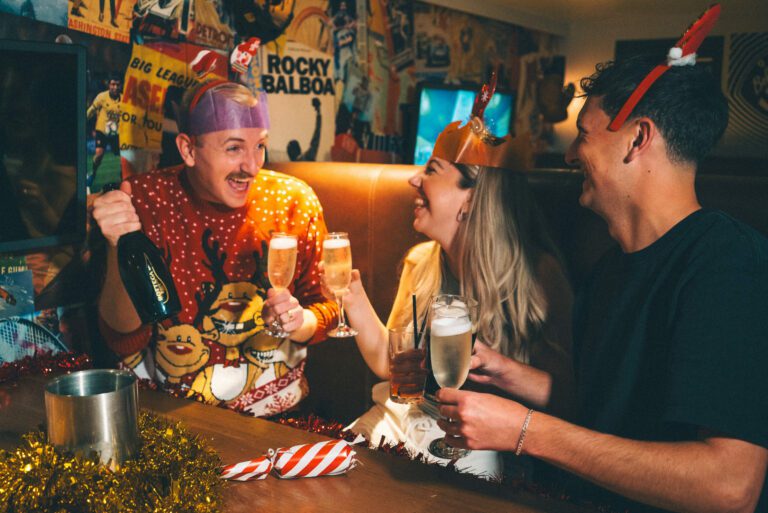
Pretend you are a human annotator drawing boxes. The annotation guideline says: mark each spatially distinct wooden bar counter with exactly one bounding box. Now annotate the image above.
[0,374,587,513]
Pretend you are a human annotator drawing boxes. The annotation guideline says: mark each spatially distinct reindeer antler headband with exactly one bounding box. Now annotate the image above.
[608,3,721,131]
[432,72,533,170]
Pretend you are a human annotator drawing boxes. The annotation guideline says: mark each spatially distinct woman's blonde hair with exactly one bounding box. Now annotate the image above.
[393,165,561,361]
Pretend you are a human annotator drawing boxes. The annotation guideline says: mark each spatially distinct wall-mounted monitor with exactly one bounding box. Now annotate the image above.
[411,82,515,166]
[0,39,87,254]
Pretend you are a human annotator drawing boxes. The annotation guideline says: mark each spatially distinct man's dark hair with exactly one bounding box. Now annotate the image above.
[580,54,729,166]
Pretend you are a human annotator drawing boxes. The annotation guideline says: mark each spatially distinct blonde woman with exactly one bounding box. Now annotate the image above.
[328,78,574,479]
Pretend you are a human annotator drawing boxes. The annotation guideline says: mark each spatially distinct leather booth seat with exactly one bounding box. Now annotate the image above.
[270,161,768,423]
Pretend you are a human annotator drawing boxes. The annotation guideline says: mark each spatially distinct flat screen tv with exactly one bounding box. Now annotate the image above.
[411,82,515,166]
[0,39,86,253]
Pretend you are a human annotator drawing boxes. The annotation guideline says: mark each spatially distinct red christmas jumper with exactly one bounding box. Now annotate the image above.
[99,166,338,417]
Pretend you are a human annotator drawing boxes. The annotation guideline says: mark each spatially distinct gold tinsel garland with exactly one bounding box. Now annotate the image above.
[0,412,224,513]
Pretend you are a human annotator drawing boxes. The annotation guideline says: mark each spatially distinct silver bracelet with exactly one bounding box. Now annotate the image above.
[515,409,535,456]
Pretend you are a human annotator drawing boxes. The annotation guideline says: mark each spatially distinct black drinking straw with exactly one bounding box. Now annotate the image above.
[417,311,428,348]
[414,296,429,349]
[412,294,418,336]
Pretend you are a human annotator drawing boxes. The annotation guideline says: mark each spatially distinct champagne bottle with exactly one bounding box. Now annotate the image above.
[104,183,181,324]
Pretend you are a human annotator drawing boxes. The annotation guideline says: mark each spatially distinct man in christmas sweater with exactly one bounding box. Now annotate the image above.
[92,80,338,417]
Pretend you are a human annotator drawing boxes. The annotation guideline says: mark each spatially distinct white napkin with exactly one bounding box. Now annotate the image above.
[346,381,503,481]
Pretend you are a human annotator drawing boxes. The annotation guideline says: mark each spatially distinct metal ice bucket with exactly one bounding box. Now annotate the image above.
[45,369,139,468]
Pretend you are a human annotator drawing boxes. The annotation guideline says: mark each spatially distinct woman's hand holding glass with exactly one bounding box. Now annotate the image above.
[388,327,427,404]
[466,340,514,388]
[318,267,365,307]
[322,232,358,338]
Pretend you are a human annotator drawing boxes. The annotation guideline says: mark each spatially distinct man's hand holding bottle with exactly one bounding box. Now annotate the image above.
[92,181,141,246]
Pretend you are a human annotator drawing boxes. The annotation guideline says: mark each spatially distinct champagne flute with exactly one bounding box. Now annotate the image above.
[427,294,477,460]
[265,233,298,338]
[322,232,358,337]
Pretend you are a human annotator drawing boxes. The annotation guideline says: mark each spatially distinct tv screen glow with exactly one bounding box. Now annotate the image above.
[413,85,514,166]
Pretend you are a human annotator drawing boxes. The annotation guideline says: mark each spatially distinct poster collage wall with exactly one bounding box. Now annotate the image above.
[1,0,563,177]
[0,0,563,363]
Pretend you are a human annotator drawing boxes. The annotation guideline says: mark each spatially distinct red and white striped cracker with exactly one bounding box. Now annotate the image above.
[221,455,273,481]
[272,440,357,479]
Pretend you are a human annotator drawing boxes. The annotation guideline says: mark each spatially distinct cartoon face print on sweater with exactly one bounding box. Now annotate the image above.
[200,281,266,354]
[188,359,264,405]
[242,329,282,369]
[187,331,304,406]
[121,350,156,382]
[194,229,270,363]
[186,328,275,405]
[242,331,305,390]
[241,329,290,383]
[185,230,277,405]
[154,323,210,383]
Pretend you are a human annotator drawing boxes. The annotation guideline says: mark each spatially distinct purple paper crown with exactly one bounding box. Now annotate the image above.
[188,87,270,136]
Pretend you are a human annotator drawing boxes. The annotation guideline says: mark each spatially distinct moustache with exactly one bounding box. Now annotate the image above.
[227,172,254,180]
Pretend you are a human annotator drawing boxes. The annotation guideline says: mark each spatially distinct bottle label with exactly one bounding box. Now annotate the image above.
[145,254,169,305]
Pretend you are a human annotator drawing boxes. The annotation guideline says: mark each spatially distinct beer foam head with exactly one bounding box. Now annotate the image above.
[431,315,471,337]
[323,238,350,249]
[270,236,297,249]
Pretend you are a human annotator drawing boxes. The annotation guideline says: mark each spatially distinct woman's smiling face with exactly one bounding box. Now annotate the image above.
[408,157,471,249]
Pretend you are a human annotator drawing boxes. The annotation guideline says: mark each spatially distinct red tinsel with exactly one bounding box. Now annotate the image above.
[0,351,91,385]
[273,414,359,443]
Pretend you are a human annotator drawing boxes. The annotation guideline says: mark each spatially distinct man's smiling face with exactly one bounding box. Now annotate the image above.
[186,126,268,209]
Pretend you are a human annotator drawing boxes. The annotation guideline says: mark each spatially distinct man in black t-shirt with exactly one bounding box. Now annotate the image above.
[432,6,767,513]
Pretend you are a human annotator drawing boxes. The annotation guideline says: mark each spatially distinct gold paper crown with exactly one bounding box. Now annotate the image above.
[432,73,533,171]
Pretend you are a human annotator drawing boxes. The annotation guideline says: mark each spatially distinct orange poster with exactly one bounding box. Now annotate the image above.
[119,41,228,152]
[67,0,135,43]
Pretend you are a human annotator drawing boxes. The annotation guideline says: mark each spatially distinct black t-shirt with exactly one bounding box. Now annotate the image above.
[570,209,768,512]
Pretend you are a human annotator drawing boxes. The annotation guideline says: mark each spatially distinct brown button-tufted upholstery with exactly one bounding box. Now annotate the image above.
[271,162,425,422]
[271,162,427,320]
[271,161,768,423]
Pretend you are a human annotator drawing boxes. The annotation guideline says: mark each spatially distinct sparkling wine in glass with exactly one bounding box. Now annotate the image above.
[323,232,357,337]
[265,233,297,338]
[427,294,476,460]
